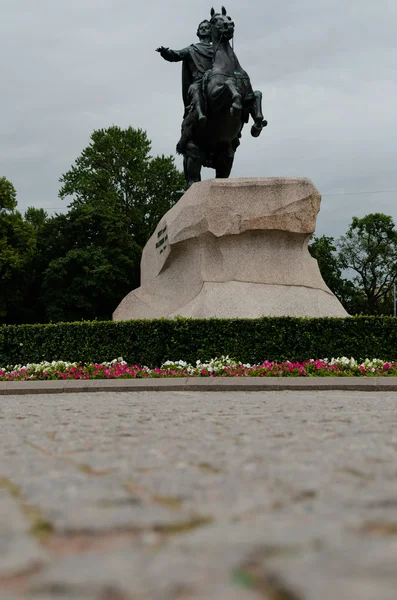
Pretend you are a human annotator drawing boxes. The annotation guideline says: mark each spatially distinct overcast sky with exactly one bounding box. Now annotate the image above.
[1,0,396,237]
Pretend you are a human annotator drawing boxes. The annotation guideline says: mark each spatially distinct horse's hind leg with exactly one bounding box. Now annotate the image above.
[214,145,234,179]
[184,141,202,188]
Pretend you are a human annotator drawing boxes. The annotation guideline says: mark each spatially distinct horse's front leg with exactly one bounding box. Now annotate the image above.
[249,90,268,137]
[225,78,242,116]
[207,80,229,106]
[207,78,242,116]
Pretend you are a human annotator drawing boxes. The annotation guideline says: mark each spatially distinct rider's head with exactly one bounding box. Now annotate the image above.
[196,20,211,41]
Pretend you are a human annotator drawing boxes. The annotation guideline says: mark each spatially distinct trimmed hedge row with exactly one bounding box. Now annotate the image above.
[1,316,396,367]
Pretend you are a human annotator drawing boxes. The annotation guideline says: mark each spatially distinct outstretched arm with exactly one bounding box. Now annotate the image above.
[156,46,189,62]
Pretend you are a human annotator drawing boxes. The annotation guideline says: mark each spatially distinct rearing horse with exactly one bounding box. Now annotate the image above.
[182,6,267,187]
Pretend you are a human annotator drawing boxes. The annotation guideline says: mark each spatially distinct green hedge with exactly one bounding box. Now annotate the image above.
[1,316,397,367]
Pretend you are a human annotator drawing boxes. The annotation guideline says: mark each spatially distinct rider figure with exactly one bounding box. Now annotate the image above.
[156,20,213,126]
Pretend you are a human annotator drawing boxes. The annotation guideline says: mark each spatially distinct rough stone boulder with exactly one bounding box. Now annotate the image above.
[113,178,348,319]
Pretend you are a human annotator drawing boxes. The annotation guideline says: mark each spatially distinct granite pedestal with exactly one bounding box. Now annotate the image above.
[113,178,348,320]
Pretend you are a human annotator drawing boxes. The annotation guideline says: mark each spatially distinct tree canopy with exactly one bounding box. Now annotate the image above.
[0,176,17,212]
[59,126,184,248]
[0,178,36,322]
[337,213,397,314]
[0,128,185,324]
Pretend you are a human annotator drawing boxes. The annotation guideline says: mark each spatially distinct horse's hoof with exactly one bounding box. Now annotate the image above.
[251,123,262,138]
[199,115,207,128]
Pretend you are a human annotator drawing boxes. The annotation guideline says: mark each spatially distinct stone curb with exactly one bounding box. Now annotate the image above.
[2,377,397,395]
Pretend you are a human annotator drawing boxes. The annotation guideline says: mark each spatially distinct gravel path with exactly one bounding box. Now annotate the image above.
[1,390,397,600]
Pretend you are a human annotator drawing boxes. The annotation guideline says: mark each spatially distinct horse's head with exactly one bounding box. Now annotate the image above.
[210,6,235,43]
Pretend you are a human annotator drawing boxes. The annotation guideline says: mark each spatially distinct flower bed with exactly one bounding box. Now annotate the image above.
[1,357,397,381]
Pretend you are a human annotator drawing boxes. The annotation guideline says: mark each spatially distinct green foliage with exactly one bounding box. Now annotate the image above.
[24,207,49,230]
[0,179,37,323]
[309,235,365,314]
[0,128,184,325]
[59,126,185,248]
[42,245,140,322]
[1,316,397,367]
[36,203,141,322]
[309,235,347,297]
[13,125,185,323]
[338,213,397,314]
[0,176,17,212]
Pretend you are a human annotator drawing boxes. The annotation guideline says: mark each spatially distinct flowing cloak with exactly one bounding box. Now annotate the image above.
[181,43,213,107]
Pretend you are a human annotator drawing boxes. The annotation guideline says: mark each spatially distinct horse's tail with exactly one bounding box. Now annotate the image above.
[176,108,197,155]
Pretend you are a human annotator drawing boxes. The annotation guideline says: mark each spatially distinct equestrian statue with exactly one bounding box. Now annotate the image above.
[156,6,267,188]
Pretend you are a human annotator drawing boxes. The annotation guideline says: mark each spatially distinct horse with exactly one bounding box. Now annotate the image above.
[181,6,267,188]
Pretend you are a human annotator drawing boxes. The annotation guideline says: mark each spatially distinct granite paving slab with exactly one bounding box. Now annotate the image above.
[1,390,397,599]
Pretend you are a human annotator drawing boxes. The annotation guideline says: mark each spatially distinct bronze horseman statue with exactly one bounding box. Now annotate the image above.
[157,6,267,188]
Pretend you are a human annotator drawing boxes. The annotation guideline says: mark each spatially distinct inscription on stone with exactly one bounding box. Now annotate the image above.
[156,224,168,255]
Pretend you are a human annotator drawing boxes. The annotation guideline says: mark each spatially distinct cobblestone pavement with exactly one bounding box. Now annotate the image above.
[1,390,397,600]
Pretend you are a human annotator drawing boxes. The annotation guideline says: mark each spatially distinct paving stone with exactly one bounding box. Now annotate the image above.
[0,490,48,578]
[1,390,397,599]
[30,540,259,600]
[4,596,97,600]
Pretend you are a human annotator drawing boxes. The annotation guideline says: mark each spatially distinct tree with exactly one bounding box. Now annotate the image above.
[59,126,185,249]
[309,235,345,297]
[309,235,364,314]
[11,208,51,324]
[25,207,48,230]
[40,203,141,322]
[42,245,140,322]
[337,213,397,314]
[0,178,36,323]
[33,126,185,322]
[0,176,17,212]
